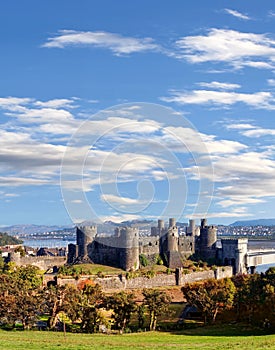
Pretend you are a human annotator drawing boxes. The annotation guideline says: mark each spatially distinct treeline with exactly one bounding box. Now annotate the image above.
[0,263,171,332]
[0,232,22,246]
[182,267,275,327]
[1,262,275,332]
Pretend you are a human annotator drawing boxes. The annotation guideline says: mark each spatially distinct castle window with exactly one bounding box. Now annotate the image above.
[149,242,152,246]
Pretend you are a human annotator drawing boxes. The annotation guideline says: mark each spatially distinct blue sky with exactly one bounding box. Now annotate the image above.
[0,0,274,226]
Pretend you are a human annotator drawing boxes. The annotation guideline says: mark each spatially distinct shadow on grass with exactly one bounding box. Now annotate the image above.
[170,323,275,337]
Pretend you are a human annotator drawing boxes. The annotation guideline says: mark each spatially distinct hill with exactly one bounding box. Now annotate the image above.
[1,224,73,236]
[230,219,275,227]
[0,232,22,246]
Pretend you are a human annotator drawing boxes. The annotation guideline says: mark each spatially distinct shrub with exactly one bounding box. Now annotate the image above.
[155,254,164,265]
[139,254,149,267]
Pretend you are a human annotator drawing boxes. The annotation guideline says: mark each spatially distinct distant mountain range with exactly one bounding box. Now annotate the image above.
[1,219,190,236]
[1,224,74,236]
[230,219,275,227]
[3,218,274,236]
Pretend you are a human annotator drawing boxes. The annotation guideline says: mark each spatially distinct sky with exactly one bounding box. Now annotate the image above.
[0,0,274,226]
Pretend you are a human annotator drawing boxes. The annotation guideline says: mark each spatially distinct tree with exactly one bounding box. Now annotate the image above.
[13,286,43,330]
[76,284,106,333]
[0,268,43,329]
[44,284,79,330]
[142,289,171,331]
[182,278,236,324]
[107,291,136,333]
[137,304,146,329]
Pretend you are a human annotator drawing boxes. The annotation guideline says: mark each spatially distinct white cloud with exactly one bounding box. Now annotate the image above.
[192,207,252,219]
[42,30,160,56]
[242,128,275,138]
[175,28,275,69]
[101,194,144,205]
[163,126,247,155]
[197,81,241,90]
[34,98,77,109]
[224,8,251,20]
[226,123,256,130]
[267,79,275,86]
[100,214,141,223]
[70,199,83,204]
[0,176,50,186]
[161,89,274,109]
[217,197,265,208]
[226,122,275,138]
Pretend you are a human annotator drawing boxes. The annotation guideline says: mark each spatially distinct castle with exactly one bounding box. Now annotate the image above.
[67,218,218,271]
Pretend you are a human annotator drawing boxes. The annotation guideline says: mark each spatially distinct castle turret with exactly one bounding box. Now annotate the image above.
[167,218,178,252]
[158,219,165,237]
[198,219,217,260]
[76,225,97,258]
[118,227,139,271]
[186,219,195,236]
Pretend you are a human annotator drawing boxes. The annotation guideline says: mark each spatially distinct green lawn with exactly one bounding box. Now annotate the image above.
[0,325,274,350]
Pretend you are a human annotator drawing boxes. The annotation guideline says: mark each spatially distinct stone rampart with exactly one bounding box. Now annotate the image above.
[10,255,66,271]
[48,266,232,290]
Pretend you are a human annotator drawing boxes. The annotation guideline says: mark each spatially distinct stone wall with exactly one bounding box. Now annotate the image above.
[9,253,66,271]
[47,266,232,290]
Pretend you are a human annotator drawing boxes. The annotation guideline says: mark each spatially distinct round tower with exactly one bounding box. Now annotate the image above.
[201,218,207,228]
[158,219,165,236]
[186,219,195,236]
[167,218,179,252]
[119,227,139,271]
[76,225,97,257]
[199,220,217,260]
[169,217,176,228]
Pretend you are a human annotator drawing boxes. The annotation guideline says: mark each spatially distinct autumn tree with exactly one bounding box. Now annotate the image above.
[142,289,171,331]
[182,278,236,324]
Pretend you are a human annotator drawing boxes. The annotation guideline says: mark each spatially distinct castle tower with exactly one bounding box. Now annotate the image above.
[162,218,182,268]
[198,219,217,260]
[158,219,165,236]
[167,218,178,252]
[186,219,195,236]
[118,227,139,271]
[76,225,97,258]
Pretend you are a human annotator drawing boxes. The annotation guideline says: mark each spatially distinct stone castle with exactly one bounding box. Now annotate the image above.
[68,218,218,271]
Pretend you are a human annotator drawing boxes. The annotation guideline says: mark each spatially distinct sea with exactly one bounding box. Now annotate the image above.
[23,238,75,249]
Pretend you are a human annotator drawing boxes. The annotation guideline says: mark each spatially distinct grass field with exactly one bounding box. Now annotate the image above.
[0,325,274,350]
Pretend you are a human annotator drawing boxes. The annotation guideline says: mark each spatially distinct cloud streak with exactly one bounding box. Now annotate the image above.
[161,89,274,109]
[224,8,251,20]
[42,30,160,56]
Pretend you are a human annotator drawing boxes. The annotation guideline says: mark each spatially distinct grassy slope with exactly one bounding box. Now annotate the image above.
[0,326,275,350]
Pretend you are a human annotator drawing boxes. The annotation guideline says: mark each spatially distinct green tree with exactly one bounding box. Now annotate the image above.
[0,269,43,329]
[44,284,79,330]
[107,291,136,333]
[182,278,236,324]
[137,304,146,329]
[142,288,171,331]
[77,284,106,333]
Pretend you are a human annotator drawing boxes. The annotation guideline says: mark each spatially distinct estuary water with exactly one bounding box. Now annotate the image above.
[23,238,75,249]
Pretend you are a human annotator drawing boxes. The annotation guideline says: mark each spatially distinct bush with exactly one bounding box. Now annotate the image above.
[139,254,149,267]
[155,254,164,265]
